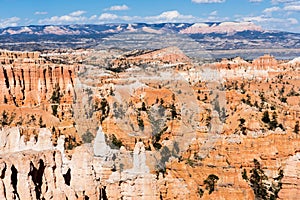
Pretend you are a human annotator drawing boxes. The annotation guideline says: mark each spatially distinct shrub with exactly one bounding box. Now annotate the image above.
[111,134,123,149]
[141,102,147,111]
[51,84,61,103]
[262,111,270,124]
[198,188,204,198]
[52,105,58,116]
[64,136,78,150]
[39,117,46,128]
[242,159,284,200]
[170,103,177,119]
[153,142,162,150]
[137,117,144,131]
[280,97,287,103]
[239,118,246,126]
[0,110,9,126]
[204,174,219,194]
[82,131,94,143]
[294,121,299,134]
[0,111,15,127]
[95,98,110,123]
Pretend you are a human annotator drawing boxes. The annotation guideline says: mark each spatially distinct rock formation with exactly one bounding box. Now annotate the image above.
[0,48,299,199]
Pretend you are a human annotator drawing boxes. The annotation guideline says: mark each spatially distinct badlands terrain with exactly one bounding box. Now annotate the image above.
[0,46,299,200]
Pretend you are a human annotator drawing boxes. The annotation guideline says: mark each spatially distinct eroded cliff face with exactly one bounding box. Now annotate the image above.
[0,51,76,106]
[0,50,80,148]
[0,126,161,200]
[0,49,299,199]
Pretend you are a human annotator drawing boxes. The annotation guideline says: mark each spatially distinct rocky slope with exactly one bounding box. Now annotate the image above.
[0,50,82,148]
[0,48,299,199]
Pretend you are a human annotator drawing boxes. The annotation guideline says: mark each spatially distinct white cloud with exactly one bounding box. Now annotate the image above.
[192,0,225,3]
[243,16,283,23]
[241,15,298,31]
[39,11,87,24]
[34,11,48,15]
[38,10,198,25]
[206,10,229,21]
[0,17,20,28]
[271,0,297,4]
[263,7,281,13]
[34,9,299,33]
[69,10,86,17]
[249,0,263,2]
[105,5,129,11]
[96,10,197,23]
[210,11,218,16]
[89,15,97,20]
[93,10,202,24]
[118,15,140,22]
[145,10,195,23]
[99,13,118,20]
[284,5,300,11]
[288,18,298,24]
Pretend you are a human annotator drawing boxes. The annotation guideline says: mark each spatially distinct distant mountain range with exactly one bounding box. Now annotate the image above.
[0,22,299,59]
[0,22,263,35]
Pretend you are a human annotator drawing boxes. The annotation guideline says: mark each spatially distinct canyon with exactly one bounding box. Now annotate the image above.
[0,48,299,199]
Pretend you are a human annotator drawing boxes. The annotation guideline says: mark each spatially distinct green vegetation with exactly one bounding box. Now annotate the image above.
[100,98,110,122]
[280,97,287,103]
[51,105,58,116]
[0,110,15,127]
[3,96,7,104]
[262,111,270,124]
[239,118,247,135]
[153,126,168,144]
[169,103,177,119]
[198,188,204,198]
[137,111,144,131]
[112,102,125,119]
[186,158,195,167]
[242,169,248,180]
[203,174,219,194]
[109,134,123,149]
[0,110,9,126]
[39,116,46,128]
[94,98,110,123]
[50,83,61,104]
[82,130,94,143]
[294,121,299,134]
[153,142,162,150]
[242,159,284,200]
[141,102,147,111]
[138,118,144,131]
[261,111,283,131]
[64,136,78,150]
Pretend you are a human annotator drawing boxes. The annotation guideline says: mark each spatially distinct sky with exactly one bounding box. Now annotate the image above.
[0,0,299,32]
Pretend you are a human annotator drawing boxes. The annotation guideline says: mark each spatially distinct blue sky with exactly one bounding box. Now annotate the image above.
[0,0,299,32]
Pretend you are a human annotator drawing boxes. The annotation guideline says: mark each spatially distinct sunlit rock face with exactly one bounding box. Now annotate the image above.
[0,126,160,200]
[93,126,110,157]
[0,51,76,107]
[0,49,299,199]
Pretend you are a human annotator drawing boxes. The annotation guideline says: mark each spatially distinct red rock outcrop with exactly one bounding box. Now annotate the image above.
[0,49,299,200]
[110,46,191,71]
[0,50,76,107]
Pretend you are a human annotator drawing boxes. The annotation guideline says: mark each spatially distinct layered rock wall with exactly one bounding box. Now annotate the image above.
[0,49,299,199]
[0,51,76,107]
